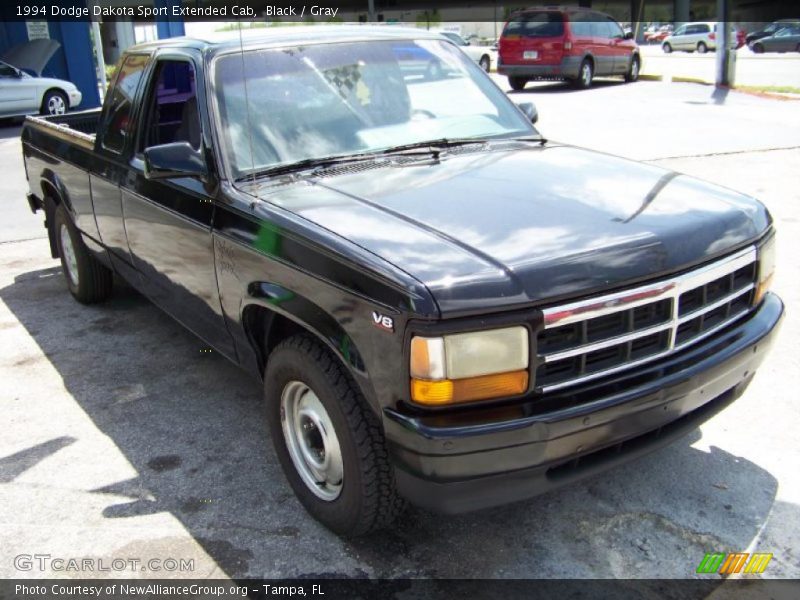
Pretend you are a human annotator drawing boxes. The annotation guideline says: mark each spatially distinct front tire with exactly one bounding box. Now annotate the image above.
[625,55,640,82]
[752,43,765,54]
[479,55,491,72]
[42,90,68,116]
[54,203,113,304]
[508,76,528,91]
[265,335,405,536]
[662,43,672,53]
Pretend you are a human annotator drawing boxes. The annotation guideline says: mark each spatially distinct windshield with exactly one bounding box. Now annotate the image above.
[214,39,535,180]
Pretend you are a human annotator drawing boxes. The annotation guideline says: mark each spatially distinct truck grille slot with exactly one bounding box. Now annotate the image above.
[536,247,758,392]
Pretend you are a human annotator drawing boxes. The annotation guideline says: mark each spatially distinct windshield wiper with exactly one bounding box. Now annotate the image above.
[379,138,490,158]
[234,154,377,183]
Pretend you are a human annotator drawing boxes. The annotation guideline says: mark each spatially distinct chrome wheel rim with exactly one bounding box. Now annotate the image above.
[281,381,343,501]
[480,57,490,71]
[59,224,79,286]
[48,95,66,115]
[631,59,639,80]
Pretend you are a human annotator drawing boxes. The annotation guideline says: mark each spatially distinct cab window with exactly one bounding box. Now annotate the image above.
[101,54,148,153]
[139,60,201,152]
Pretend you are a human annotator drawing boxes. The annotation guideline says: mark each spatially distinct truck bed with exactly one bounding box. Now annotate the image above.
[24,109,101,149]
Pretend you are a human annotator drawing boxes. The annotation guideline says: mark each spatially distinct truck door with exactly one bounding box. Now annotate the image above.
[121,52,236,358]
[92,53,149,267]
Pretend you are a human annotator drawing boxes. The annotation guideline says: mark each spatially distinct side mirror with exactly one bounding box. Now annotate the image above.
[516,101,538,124]
[624,31,635,40]
[143,142,207,181]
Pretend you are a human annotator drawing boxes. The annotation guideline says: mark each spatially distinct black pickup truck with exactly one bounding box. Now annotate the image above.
[21,27,782,536]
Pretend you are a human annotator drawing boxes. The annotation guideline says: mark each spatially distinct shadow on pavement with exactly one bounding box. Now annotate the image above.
[0,262,786,579]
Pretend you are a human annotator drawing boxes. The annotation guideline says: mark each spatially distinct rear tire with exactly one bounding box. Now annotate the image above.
[54,203,113,304]
[624,55,640,83]
[264,334,405,536]
[479,55,491,72]
[697,41,708,54]
[662,43,672,53]
[572,59,594,89]
[508,76,528,91]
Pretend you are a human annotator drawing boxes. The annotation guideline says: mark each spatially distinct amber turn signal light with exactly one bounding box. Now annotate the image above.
[411,370,529,406]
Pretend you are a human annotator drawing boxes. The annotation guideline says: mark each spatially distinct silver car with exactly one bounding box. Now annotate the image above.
[0,39,82,118]
[662,22,730,54]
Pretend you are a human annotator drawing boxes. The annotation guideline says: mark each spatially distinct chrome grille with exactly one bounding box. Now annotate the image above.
[536,247,757,392]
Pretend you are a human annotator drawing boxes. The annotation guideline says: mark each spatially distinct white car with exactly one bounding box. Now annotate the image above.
[438,31,497,71]
[0,39,82,118]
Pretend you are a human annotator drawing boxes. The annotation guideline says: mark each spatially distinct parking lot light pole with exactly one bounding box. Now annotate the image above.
[716,0,736,87]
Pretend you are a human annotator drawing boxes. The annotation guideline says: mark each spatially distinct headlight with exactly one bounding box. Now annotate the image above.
[754,235,776,306]
[409,326,529,405]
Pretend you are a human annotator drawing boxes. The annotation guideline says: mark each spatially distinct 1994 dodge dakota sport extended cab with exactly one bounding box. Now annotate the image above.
[21,27,782,535]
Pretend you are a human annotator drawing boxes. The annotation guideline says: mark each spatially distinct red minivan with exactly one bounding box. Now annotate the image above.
[498,7,641,90]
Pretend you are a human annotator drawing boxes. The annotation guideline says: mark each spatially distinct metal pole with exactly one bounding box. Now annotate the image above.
[716,0,735,86]
[368,0,376,22]
[91,19,107,98]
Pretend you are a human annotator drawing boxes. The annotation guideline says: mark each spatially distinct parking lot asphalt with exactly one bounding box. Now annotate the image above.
[638,45,800,88]
[1,80,799,580]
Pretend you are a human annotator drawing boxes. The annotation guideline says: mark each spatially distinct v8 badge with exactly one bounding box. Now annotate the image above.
[371,311,395,332]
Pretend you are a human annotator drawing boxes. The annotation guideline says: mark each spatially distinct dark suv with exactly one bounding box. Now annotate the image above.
[498,7,640,90]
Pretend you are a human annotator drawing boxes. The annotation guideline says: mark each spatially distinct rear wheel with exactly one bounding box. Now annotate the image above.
[572,59,593,89]
[265,334,405,536]
[796,43,800,53]
[479,55,491,72]
[508,76,528,91]
[624,55,640,83]
[41,90,68,116]
[54,203,113,304]
[662,42,672,53]
[697,41,708,54]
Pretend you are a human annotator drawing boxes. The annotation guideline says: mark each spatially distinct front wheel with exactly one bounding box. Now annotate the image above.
[478,55,491,72]
[624,56,640,83]
[752,43,765,54]
[41,90,68,116]
[54,203,113,304]
[508,76,528,91]
[265,335,405,536]
[697,41,708,54]
[662,43,672,53]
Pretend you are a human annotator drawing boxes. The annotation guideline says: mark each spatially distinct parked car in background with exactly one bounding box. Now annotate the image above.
[437,31,496,71]
[0,39,82,118]
[662,22,740,53]
[498,7,640,90]
[746,19,800,46]
[751,25,800,53]
[645,24,673,43]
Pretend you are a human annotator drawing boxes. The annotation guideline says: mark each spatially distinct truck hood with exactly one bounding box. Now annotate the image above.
[256,143,771,316]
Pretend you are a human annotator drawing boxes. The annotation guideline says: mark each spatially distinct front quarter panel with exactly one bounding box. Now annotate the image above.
[213,183,437,414]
